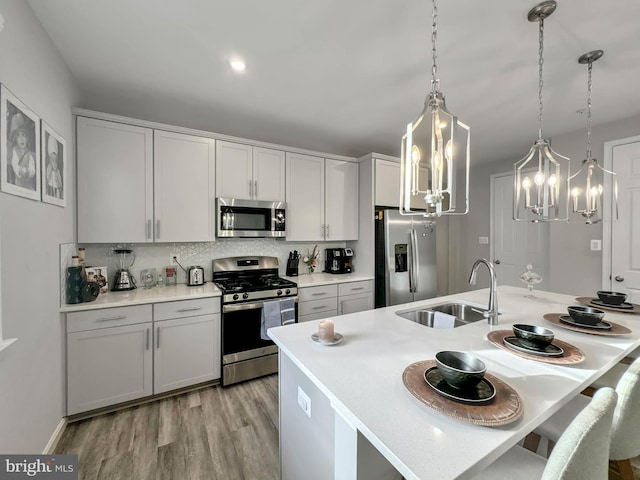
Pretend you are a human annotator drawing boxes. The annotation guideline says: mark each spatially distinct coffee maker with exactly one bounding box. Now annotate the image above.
[324,248,353,274]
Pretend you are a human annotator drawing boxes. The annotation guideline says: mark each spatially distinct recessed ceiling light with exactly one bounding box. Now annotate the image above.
[229,59,246,72]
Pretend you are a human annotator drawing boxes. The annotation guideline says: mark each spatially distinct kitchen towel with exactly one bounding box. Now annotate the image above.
[261,300,282,340]
[280,298,296,326]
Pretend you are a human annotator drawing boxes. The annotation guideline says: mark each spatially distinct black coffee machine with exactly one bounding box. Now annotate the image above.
[324,248,353,274]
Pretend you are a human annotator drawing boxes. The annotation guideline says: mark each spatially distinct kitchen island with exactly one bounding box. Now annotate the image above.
[268,286,640,480]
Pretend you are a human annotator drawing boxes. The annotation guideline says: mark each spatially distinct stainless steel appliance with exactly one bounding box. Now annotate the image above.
[111,248,137,291]
[375,208,437,306]
[217,198,286,238]
[187,266,205,286]
[213,256,297,386]
[324,248,353,274]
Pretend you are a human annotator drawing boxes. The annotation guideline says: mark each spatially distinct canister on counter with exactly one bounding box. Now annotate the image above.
[164,265,178,286]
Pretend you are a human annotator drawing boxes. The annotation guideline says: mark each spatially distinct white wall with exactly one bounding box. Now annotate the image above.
[451,114,640,296]
[0,0,79,452]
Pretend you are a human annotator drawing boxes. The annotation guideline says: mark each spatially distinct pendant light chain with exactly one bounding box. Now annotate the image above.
[586,60,593,160]
[537,16,545,140]
[431,0,438,93]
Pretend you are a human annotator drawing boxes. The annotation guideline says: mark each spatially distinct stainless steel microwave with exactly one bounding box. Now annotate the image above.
[217,198,286,238]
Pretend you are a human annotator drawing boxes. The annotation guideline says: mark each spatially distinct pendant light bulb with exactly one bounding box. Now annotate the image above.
[513,1,570,222]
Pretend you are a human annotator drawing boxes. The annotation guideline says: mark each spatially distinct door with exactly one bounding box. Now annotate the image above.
[384,210,413,305]
[325,159,359,240]
[154,131,216,242]
[216,140,253,199]
[413,218,438,301]
[67,322,153,415]
[340,293,374,315]
[491,172,550,290]
[76,117,153,243]
[285,153,325,241]
[154,314,218,393]
[607,140,640,303]
[253,147,285,201]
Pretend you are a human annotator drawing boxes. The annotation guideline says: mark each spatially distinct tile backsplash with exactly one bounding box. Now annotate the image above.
[78,239,348,287]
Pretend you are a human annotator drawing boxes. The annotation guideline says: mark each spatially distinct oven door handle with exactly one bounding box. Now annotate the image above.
[223,297,298,313]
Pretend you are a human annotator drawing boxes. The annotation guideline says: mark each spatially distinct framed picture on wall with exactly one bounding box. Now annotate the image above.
[41,121,66,206]
[0,84,41,201]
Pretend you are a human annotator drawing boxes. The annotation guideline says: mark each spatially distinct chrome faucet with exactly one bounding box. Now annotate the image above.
[469,258,499,325]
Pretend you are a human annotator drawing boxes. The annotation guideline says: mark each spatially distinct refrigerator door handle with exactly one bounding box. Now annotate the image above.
[410,228,419,293]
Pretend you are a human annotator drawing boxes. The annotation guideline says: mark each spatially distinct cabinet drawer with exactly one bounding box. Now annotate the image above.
[298,297,338,316]
[298,284,338,302]
[67,305,152,333]
[299,310,338,323]
[153,298,219,321]
[338,280,373,296]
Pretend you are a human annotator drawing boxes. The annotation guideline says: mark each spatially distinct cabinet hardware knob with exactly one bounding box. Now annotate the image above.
[495,260,501,264]
[615,275,624,282]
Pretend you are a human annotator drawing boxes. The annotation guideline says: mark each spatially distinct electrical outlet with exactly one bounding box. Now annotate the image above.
[590,239,602,251]
[297,386,311,418]
[169,253,180,265]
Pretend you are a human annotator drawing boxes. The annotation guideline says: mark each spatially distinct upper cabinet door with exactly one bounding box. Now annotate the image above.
[375,159,400,208]
[215,141,253,200]
[77,117,153,243]
[325,159,359,240]
[154,131,216,242]
[253,147,285,202]
[286,153,325,241]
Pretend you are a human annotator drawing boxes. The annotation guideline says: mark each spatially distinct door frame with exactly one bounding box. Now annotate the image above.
[602,134,640,289]
[489,170,513,265]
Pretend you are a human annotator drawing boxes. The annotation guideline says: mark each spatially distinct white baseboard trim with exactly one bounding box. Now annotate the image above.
[43,418,67,454]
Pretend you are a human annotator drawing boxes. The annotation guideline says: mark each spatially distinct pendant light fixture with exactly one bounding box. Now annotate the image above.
[569,50,618,224]
[513,1,570,222]
[399,0,470,217]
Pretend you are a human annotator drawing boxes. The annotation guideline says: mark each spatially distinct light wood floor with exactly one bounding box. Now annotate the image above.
[55,375,279,480]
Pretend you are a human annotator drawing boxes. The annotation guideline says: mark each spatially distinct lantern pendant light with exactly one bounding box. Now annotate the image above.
[399,0,470,217]
[513,1,570,222]
[569,50,618,224]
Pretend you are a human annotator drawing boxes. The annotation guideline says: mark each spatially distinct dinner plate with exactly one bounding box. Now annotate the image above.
[559,315,612,331]
[423,367,496,405]
[311,332,344,346]
[503,336,564,357]
[590,299,634,310]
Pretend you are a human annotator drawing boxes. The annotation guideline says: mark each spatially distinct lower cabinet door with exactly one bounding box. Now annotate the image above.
[67,322,153,415]
[154,314,219,394]
[339,293,374,315]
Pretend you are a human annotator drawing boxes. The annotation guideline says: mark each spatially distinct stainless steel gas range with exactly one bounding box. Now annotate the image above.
[212,256,297,386]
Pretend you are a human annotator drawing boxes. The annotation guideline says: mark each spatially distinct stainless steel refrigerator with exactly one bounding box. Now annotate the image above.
[375,208,437,307]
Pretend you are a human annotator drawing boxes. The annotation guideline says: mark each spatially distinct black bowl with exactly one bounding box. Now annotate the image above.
[435,351,486,390]
[596,291,627,306]
[512,324,555,349]
[567,306,605,325]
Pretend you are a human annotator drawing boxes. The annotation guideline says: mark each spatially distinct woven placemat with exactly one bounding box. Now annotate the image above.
[575,297,640,314]
[543,313,632,336]
[402,360,523,427]
[487,330,586,365]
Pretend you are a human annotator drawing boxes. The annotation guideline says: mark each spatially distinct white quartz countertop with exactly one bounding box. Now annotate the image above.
[268,286,640,480]
[284,272,373,287]
[60,282,221,312]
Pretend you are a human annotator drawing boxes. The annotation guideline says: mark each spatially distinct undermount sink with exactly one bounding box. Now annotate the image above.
[396,302,490,328]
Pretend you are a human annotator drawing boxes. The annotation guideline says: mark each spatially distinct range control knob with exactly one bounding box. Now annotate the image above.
[285,289,291,295]
[277,290,283,296]
[232,294,239,301]
[243,292,249,299]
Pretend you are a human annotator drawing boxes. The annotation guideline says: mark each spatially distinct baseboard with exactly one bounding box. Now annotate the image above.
[42,418,67,454]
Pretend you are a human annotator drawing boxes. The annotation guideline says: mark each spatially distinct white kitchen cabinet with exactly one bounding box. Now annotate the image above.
[286,154,358,241]
[66,305,153,415]
[325,159,359,240]
[298,284,338,322]
[216,141,285,201]
[154,130,216,242]
[77,117,153,243]
[338,280,374,315]
[375,159,401,207]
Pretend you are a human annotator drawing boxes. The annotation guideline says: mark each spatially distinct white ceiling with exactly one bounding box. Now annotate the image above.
[27,0,640,163]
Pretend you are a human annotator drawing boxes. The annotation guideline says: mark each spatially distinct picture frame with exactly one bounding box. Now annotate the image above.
[41,120,66,206]
[0,84,41,201]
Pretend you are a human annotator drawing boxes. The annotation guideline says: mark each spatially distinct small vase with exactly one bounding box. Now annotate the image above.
[307,266,315,274]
